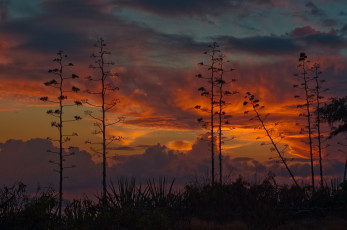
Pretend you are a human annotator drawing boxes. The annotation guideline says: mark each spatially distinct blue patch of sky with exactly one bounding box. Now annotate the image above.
[5,0,42,19]
[301,0,345,30]
[114,5,310,41]
[114,8,230,41]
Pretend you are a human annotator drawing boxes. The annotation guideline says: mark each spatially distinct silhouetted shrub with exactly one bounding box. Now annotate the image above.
[1,178,346,229]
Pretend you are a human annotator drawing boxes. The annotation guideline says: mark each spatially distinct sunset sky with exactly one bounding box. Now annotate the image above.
[0,0,346,195]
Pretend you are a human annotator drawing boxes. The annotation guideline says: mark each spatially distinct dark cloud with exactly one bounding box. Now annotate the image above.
[305,1,325,17]
[217,35,300,55]
[283,160,345,179]
[0,0,204,86]
[42,0,118,18]
[301,33,345,48]
[0,0,113,55]
[0,137,209,192]
[116,0,276,17]
[0,138,101,193]
[340,24,347,35]
[322,18,338,27]
[135,144,155,148]
[118,0,231,16]
[231,157,254,162]
[0,0,344,62]
[109,146,136,151]
[0,0,9,20]
[1,20,90,54]
[2,137,345,196]
[216,27,346,56]
[109,144,157,151]
[229,157,267,174]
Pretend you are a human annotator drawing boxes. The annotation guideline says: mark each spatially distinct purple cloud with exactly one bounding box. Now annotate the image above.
[1,137,345,197]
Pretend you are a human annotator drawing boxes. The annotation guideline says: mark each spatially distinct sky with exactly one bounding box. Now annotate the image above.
[0,0,346,196]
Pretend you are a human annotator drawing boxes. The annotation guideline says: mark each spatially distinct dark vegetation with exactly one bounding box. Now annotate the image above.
[0,177,346,229]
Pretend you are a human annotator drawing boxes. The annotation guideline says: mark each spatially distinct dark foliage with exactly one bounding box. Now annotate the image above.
[319,96,347,137]
[1,178,346,229]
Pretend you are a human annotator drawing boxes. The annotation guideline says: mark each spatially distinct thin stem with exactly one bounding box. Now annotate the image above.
[314,64,323,189]
[58,53,63,219]
[252,101,299,187]
[218,63,223,185]
[302,59,315,192]
[210,43,216,187]
[344,157,347,182]
[99,39,107,203]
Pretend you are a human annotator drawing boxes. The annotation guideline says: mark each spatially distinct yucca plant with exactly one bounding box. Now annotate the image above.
[107,177,145,209]
[145,177,176,208]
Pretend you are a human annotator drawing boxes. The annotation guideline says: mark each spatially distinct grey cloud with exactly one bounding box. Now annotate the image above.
[0,0,42,21]
[116,0,276,17]
[0,138,101,192]
[42,0,117,18]
[340,24,347,35]
[2,20,90,54]
[217,35,300,55]
[0,0,9,20]
[0,0,122,57]
[109,146,137,151]
[305,1,325,17]
[216,30,346,56]
[322,18,338,27]
[301,33,344,48]
[339,11,346,16]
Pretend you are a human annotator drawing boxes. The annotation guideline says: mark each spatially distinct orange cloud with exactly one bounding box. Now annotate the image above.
[167,140,192,151]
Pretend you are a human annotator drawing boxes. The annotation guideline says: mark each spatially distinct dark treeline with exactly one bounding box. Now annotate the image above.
[0,177,346,229]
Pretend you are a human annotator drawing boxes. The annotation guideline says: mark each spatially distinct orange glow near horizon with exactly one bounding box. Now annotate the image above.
[0,30,346,175]
[0,62,341,166]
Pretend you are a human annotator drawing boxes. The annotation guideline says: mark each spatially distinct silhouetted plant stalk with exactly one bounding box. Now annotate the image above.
[312,63,325,189]
[40,50,82,218]
[293,52,315,191]
[215,54,237,184]
[195,42,221,187]
[243,92,299,187]
[84,38,123,203]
